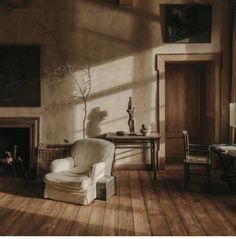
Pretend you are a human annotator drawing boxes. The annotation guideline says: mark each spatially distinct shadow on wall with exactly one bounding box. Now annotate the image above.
[34,0,161,70]
[31,0,161,143]
[86,107,108,137]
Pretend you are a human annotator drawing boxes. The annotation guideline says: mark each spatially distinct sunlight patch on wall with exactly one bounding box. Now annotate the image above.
[91,55,135,94]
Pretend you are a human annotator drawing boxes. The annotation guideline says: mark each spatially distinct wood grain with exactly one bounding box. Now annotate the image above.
[157,53,222,169]
[139,171,171,236]
[118,171,134,236]
[0,169,235,236]
[129,171,151,236]
[86,200,106,236]
[53,203,80,235]
[155,173,188,236]
[102,172,119,236]
[69,205,92,235]
[172,170,232,236]
[159,170,206,236]
[165,63,202,162]
[39,201,68,236]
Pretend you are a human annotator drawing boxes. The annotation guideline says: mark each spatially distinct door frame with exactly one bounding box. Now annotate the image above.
[156,53,222,169]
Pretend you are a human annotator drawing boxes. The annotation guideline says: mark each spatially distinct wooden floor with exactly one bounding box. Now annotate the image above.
[0,169,236,236]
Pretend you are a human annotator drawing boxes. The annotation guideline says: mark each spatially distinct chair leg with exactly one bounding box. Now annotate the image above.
[207,164,211,192]
[184,164,188,190]
[187,164,190,181]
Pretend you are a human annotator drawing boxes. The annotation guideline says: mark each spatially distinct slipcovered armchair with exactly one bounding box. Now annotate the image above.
[44,138,115,205]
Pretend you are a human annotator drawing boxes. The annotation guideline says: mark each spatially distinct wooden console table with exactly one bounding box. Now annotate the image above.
[211,144,236,189]
[106,133,160,180]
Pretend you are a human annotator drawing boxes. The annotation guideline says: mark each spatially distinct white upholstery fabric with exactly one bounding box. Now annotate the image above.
[44,138,115,205]
[71,138,114,175]
[90,162,106,184]
[45,168,91,191]
[50,157,74,173]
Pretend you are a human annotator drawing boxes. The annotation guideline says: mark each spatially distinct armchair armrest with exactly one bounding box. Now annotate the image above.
[89,162,105,185]
[50,157,74,173]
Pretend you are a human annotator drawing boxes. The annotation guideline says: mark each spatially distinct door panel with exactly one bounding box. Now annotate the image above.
[201,62,215,145]
[165,63,204,162]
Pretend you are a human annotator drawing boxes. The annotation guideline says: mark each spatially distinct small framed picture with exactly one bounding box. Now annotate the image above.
[160,4,212,43]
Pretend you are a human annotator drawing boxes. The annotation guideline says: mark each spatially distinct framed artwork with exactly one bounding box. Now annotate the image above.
[160,4,212,43]
[0,45,40,107]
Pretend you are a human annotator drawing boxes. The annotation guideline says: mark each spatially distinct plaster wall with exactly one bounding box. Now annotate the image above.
[0,0,232,166]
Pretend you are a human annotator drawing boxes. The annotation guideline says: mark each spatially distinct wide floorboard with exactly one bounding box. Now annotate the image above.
[0,169,235,236]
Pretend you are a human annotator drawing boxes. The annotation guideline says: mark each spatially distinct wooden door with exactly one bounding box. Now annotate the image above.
[165,63,204,163]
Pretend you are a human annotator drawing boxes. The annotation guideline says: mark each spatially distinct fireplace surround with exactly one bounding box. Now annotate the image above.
[0,117,39,177]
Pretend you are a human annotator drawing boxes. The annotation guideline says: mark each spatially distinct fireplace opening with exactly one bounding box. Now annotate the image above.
[0,127,30,177]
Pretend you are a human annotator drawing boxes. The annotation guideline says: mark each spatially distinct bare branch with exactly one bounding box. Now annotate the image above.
[34,18,61,51]
[36,18,92,139]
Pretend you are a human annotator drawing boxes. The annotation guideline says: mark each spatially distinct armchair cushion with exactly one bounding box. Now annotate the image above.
[50,157,74,173]
[45,167,91,192]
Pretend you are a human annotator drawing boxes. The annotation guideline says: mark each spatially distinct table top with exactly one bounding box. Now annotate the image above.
[211,144,236,157]
[106,132,160,140]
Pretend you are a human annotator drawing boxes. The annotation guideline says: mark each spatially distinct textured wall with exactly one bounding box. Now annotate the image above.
[0,0,232,165]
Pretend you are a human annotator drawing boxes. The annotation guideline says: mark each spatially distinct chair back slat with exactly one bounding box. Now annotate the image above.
[182,130,189,155]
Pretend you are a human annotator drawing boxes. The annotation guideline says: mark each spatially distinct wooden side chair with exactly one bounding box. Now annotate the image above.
[182,130,211,191]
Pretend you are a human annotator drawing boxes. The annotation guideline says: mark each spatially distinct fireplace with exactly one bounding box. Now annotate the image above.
[0,117,39,178]
[0,127,30,171]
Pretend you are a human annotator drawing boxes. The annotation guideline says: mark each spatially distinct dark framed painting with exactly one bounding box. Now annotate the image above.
[160,4,212,43]
[0,45,40,107]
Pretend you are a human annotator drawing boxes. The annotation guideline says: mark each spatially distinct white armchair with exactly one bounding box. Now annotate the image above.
[44,138,115,205]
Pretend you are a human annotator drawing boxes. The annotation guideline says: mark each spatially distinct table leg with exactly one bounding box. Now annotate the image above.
[218,153,236,189]
[218,153,227,178]
[111,140,116,176]
[151,141,157,180]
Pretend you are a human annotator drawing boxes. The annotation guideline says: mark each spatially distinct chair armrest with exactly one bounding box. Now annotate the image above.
[89,162,105,185]
[50,157,74,173]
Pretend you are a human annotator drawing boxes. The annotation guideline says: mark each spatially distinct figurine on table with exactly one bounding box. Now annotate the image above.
[127,97,135,135]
